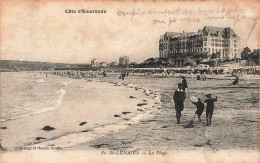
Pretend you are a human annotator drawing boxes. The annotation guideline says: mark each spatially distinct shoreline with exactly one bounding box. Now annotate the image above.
[0,73,161,152]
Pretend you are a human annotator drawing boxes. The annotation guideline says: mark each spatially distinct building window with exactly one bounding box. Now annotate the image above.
[209,48,210,52]
[212,49,214,53]
[204,42,207,46]
[204,48,207,51]
[211,43,214,46]
[211,39,214,42]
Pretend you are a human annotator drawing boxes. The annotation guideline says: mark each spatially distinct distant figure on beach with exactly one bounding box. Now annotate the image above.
[204,94,217,125]
[46,73,48,78]
[232,76,239,85]
[102,71,106,78]
[190,72,194,79]
[121,72,126,80]
[197,74,201,80]
[173,83,186,124]
[181,76,188,91]
[191,98,204,122]
[202,73,207,81]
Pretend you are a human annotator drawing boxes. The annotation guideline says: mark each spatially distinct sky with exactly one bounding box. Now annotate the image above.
[1,0,259,64]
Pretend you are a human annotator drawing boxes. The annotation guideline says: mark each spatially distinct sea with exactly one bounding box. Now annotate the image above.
[0,72,71,122]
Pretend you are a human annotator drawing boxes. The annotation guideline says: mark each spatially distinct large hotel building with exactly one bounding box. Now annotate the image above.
[159,26,241,61]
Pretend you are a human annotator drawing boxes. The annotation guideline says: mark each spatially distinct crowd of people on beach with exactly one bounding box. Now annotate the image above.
[52,70,100,79]
[173,76,217,125]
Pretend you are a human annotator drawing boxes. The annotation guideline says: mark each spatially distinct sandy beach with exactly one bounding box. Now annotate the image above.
[69,73,259,151]
[0,71,259,163]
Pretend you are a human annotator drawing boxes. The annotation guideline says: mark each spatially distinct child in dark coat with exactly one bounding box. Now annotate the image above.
[173,83,186,123]
[204,94,217,125]
[192,98,204,122]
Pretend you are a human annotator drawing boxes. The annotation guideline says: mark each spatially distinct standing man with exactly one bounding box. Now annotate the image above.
[204,94,217,125]
[181,76,188,91]
[173,83,186,123]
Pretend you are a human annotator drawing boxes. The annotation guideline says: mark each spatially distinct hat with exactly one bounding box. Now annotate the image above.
[205,94,211,97]
[190,96,198,103]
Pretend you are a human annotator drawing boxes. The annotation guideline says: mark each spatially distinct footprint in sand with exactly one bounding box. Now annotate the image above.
[122,112,131,115]
[82,129,94,132]
[79,122,87,126]
[36,137,46,141]
[161,126,168,128]
[42,126,55,131]
[137,103,148,106]
[91,144,109,149]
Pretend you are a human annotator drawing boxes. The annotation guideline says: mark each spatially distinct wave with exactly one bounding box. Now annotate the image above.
[0,85,67,122]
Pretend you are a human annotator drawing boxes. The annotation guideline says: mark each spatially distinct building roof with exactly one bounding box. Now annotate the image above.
[202,26,240,39]
[162,26,240,41]
[165,32,182,36]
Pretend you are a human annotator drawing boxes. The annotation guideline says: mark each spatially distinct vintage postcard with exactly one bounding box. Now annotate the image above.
[0,0,259,162]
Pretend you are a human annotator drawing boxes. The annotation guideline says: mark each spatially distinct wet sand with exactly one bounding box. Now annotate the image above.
[0,74,161,151]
